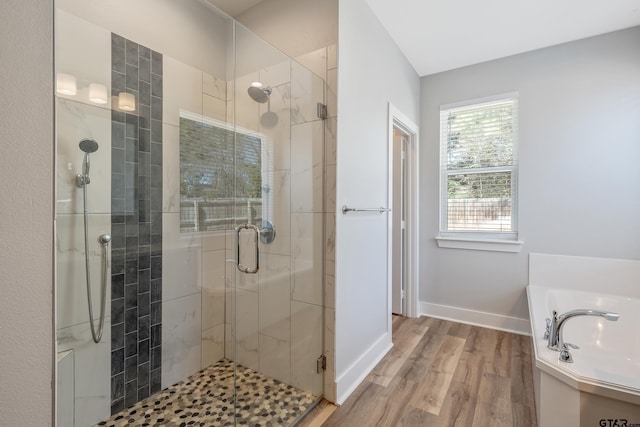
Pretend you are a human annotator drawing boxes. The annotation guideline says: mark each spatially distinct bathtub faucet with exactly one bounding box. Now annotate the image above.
[546,309,620,362]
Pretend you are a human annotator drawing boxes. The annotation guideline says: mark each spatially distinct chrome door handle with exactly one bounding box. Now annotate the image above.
[235,224,260,274]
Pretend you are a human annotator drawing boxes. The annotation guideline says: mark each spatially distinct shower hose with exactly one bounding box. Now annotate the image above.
[82,180,109,343]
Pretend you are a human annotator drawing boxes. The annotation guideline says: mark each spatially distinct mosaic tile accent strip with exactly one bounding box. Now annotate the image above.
[110,32,163,415]
[96,359,318,427]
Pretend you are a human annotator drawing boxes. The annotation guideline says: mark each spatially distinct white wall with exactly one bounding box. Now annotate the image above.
[0,0,54,425]
[236,0,338,60]
[335,0,420,403]
[420,27,640,330]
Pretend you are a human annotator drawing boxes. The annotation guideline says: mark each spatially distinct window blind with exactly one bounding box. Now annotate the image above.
[440,96,518,233]
[179,117,262,232]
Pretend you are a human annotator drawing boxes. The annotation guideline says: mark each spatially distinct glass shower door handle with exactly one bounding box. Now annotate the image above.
[235,224,260,274]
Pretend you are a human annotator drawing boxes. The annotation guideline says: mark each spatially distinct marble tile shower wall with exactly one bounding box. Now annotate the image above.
[109,34,163,414]
[160,53,228,392]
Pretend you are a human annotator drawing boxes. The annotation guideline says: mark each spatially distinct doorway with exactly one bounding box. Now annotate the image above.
[391,128,408,315]
[387,104,419,319]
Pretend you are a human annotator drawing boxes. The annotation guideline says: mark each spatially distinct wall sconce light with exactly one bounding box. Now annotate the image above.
[88,83,108,104]
[56,73,77,96]
[118,92,136,112]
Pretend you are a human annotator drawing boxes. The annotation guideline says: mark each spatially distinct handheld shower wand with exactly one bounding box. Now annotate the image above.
[77,138,98,188]
[76,138,109,343]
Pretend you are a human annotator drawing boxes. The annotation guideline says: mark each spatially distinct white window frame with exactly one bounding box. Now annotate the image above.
[436,92,523,253]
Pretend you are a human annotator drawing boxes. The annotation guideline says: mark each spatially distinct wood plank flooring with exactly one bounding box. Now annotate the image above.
[299,316,537,427]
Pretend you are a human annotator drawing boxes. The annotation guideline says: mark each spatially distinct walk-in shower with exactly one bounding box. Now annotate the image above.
[55,0,328,425]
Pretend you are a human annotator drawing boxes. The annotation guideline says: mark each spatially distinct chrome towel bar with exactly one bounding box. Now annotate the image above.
[342,205,391,214]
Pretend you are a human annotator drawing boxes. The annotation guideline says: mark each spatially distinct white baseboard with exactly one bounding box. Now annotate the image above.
[335,333,392,405]
[419,301,531,335]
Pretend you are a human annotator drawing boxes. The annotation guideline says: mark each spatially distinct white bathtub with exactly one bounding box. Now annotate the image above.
[527,254,640,426]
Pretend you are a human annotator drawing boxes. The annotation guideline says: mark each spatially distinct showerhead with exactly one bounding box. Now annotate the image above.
[79,138,99,153]
[248,85,272,103]
[77,138,99,185]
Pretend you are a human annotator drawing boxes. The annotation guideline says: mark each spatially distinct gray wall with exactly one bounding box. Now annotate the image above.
[420,27,640,322]
[336,0,420,402]
[0,0,54,425]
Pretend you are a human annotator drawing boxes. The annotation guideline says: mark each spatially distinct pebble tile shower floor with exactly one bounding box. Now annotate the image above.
[96,359,318,426]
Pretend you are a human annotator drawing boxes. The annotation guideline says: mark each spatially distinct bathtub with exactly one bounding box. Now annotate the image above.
[527,254,640,426]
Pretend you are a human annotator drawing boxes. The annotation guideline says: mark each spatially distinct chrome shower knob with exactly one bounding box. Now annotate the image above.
[99,234,111,245]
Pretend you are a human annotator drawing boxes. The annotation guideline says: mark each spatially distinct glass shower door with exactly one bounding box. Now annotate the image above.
[228,22,326,419]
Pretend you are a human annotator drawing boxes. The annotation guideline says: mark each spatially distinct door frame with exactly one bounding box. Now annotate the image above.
[387,103,419,318]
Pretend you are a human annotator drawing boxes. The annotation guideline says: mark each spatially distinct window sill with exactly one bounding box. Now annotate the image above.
[435,236,524,253]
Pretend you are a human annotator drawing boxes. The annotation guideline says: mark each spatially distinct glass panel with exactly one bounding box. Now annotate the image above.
[54,1,235,425]
[232,21,326,416]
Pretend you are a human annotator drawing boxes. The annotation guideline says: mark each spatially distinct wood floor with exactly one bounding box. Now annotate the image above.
[299,316,537,427]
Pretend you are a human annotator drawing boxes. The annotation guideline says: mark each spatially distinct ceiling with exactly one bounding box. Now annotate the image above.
[207,0,640,76]
[204,0,265,17]
[367,0,640,76]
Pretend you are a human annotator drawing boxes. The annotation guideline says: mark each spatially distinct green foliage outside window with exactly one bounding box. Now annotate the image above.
[180,118,261,200]
[179,117,262,231]
[445,101,514,199]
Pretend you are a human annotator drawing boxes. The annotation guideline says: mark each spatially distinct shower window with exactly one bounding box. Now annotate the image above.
[179,113,263,232]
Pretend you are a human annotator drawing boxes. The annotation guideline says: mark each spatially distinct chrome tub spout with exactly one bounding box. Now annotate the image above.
[545,309,620,363]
